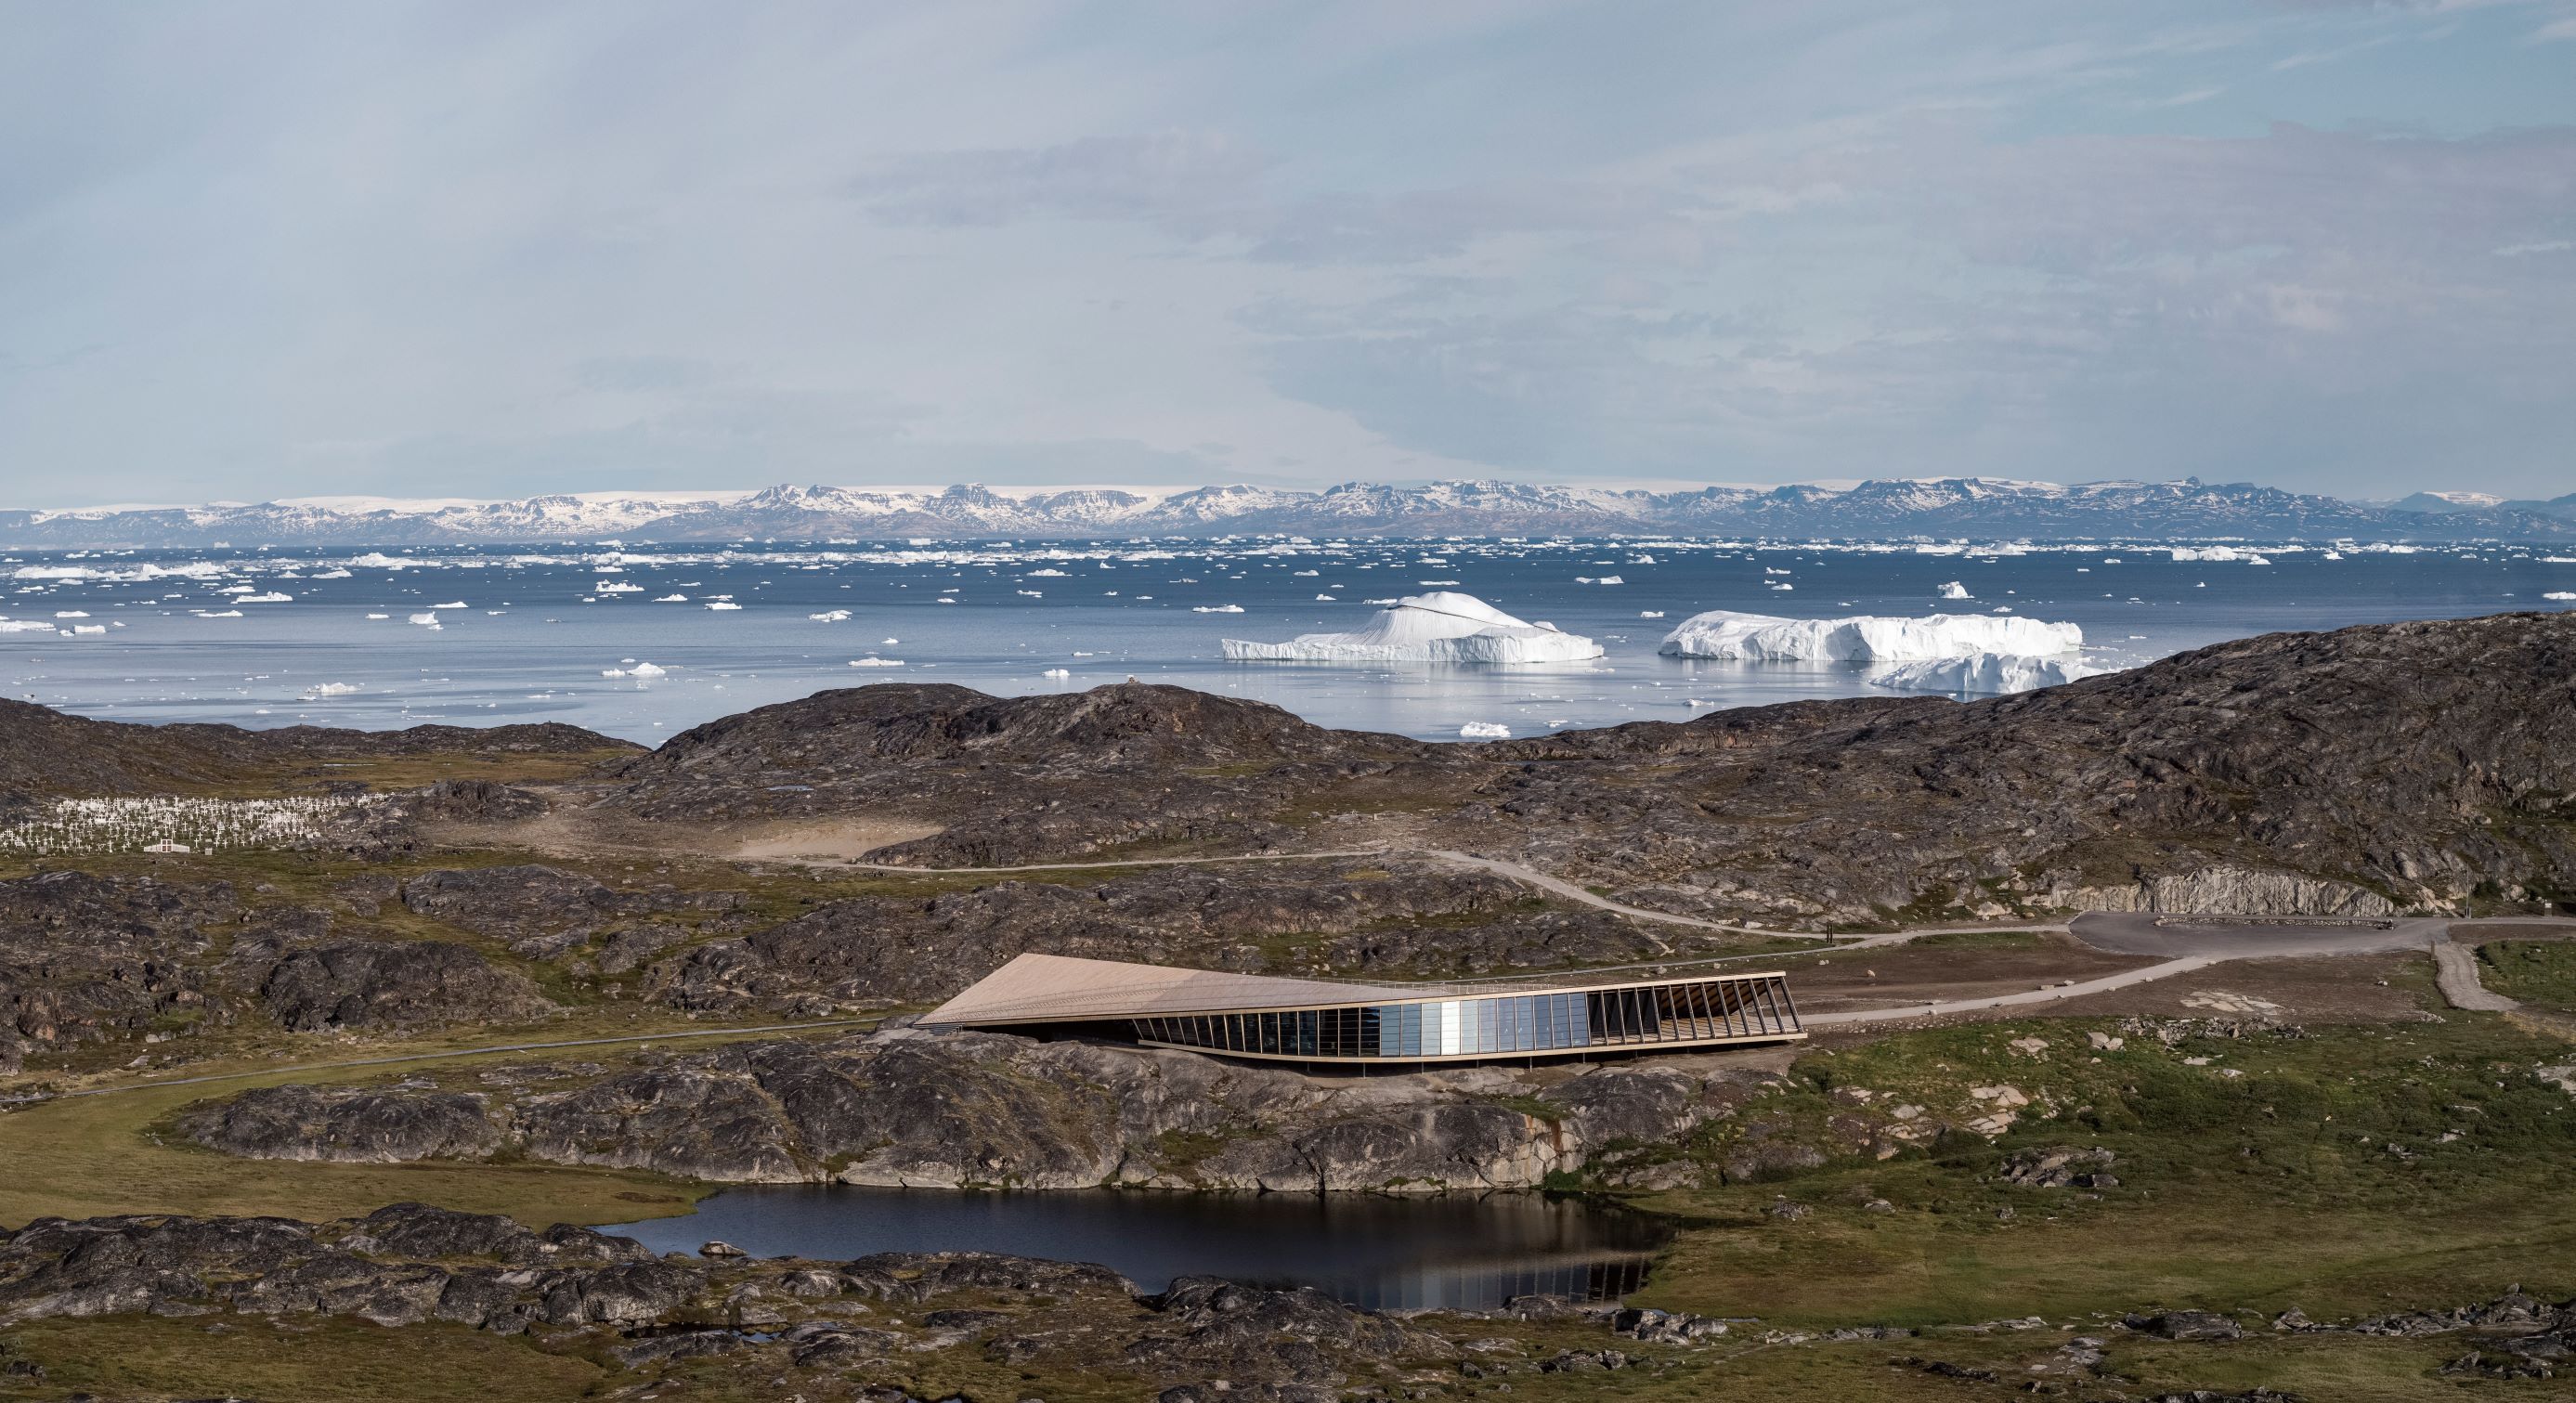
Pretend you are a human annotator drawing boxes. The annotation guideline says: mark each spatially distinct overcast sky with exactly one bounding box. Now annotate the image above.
[3,2,2572,508]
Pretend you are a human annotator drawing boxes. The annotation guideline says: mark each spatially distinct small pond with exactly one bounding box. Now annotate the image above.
[602,1186,1673,1311]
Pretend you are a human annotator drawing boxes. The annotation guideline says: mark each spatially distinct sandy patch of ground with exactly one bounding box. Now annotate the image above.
[728,820,943,862]
[1787,933,2162,1016]
[432,806,942,866]
[2044,952,2434,1025]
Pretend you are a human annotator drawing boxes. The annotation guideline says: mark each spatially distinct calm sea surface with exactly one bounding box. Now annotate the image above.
[5,539,2567,742]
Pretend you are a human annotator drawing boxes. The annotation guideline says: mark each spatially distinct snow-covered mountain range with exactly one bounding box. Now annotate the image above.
[4,477,2570,547]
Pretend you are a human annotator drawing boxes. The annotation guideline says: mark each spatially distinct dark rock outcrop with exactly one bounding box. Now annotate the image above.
[178,1085,502,1163]
[179,1027,1785,1192]
[259,941,555,1033]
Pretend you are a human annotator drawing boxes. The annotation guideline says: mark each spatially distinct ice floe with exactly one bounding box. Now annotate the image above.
[2169,546,2270,564]
[847,656,905,667]
[1868,653,2106,696]
[1221,591,1604,664]
[1658,609,2082,661]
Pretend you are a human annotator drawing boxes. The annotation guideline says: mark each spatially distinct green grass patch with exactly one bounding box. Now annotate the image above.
[2481,940,2576,1013]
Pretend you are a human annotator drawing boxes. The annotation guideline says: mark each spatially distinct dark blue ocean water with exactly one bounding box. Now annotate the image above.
[4,539,2567,742]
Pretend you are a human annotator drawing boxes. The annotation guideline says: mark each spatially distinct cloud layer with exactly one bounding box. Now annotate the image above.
[2,0,2571,504]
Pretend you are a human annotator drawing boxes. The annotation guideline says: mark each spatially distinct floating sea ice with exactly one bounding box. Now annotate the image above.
[1224,591,1604,664]
[196,609,245,618]
[1027,568,1069,578]
[2546,591,2576,602]
[407,611,441,627]
[430,600,467,608]
[1658,609,2082,661]
[1315,594,1336,601]
[310,568,352,579]
[0,619,53,633]
[1868,653,2109,695]
[240,592,293,604]
[1017,590,1043,597]
[54,610,89,617]
[706,601,742,610]
[600,661,670,678]
[882,637,899,645]
[300,682,361,697]
[1294,570,1320,577]
[1192,604,1245,614]
[1459,721,1511,739]
[365,613,389,619]
[655,593,688,602]
[1042,668,1071,679]
[66,624,107,635]
[1936,581,1971,600]
[847,657,905,667]
[2168,546,2272,564]
[808,609,852,621]
[596,581,643,594]
[1639,610,1665,618]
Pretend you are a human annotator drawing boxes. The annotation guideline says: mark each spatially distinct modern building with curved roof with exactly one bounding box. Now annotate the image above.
[922,954,1804,1066]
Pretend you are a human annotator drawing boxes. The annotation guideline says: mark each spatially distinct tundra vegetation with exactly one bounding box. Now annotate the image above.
[1,614,2572,1401]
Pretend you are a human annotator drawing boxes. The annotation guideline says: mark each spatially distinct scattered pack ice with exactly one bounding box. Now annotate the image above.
[1867,653,2106,696]
[1221,591,1604,664]
[1658,609,2082,662]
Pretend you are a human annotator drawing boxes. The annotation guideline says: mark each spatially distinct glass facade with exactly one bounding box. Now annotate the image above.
[1129,973,1800,1063]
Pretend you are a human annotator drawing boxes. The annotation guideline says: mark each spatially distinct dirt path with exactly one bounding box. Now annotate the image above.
[2432,941,2523,1012]
[1801,955,2218,1026]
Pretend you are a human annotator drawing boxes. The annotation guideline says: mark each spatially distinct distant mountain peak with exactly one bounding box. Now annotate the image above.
[2,476,2569,547]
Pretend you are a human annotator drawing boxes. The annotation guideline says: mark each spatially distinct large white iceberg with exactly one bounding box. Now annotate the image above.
[1868,653,2106,696]
[1658,609,2082,661]
[1223,591,1604,664]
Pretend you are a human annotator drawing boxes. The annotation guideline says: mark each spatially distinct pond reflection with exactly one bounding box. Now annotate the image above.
[603,1186,1673,1311]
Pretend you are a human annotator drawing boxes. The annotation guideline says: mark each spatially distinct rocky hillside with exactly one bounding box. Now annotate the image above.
[604,682,1436,863]
[1476,611,2576,922]
[0,697,631,802]
[598,612,2576,922]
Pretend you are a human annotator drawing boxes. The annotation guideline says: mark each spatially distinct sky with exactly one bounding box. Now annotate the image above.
[2,2,2572,509]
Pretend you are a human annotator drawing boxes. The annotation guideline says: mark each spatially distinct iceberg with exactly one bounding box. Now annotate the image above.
[1659,609,2081,661]
[1459,721,1512,739]
[1222,591,1604,664]
[706,601,742,610]
[847,656,905,667]
[2546,591,2576,602]
[1868,653,2106,696]
[1936,581,1971,600]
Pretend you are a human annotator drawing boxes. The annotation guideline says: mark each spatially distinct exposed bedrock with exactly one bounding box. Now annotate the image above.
[180,1029,1814,1192]
[641,860,1666,1016]
[0,1205,1454,1393]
